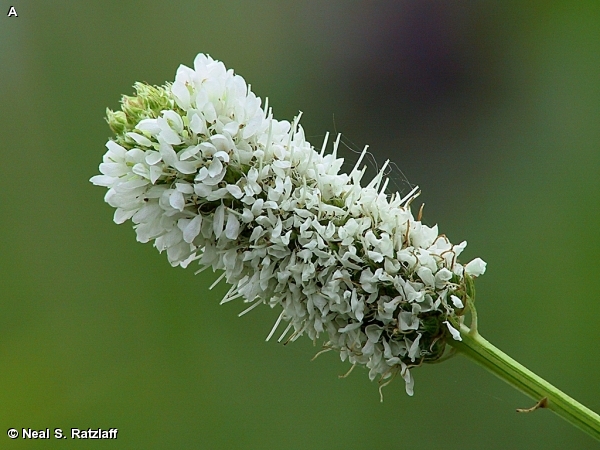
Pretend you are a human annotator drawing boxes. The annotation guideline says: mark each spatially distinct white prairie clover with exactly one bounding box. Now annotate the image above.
[91,54,600,440]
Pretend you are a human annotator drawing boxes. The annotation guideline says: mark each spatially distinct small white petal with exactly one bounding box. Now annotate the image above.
[132,204,161,223]
[208,158,223,177]
[159,142,178,166]
[401,364,414,396]
[194,183,212,197]
[214,150,230,163]
[89,175,113,187]
[183,215,203,243]
[416,267,435,287]
[169,191,185,211]
[399,311,419,331]
[226,184,243,199]
[450,295,464,309]
[145,151,162,166]
[189,114,206,135]
[99,162,128,177]
[241,209,254,223]
[105,140,127,157]
[132,163,150,179]
[163,110,184,133]
[202,102,217,123]
[444,321,462,341]
[222,121,240,136]
[126,132,153,147]
[150,166,162,184]
[213,204,225,238]
[136,119,161,135]
[199,142,217,158]
[367,251,384,263]
[159,128,182,145]
[171,81,191,109]
[408,334,422,362]
[465,258,487,277]
[179,145,201,160]
[249,225,264,243]
[176,183,194,194]
[338,322,362,333]
[174,160,198,174]
[113,208,136,224]
[434,268,453,288]
[225,212,240,240]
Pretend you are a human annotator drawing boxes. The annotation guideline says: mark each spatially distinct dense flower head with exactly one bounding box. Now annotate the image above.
[91,53,486,396]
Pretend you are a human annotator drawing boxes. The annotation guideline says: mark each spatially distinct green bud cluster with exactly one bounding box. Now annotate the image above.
[106,82,174,147]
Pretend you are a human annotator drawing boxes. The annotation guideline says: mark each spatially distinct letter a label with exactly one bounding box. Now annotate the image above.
[7,6,18,17]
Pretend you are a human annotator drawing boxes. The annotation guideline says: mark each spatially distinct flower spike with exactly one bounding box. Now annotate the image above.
[91,54,483,395]
[91,54,600,441]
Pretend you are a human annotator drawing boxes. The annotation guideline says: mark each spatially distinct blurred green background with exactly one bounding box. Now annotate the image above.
[1,1,599,448]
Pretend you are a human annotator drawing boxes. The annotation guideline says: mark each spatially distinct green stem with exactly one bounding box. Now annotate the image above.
[448,324,600,441]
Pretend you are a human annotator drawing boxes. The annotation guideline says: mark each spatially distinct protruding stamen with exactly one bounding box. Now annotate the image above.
[238,298,262,317]
[311,347,332,361]
[319,132,330,158]
[220,292,243,305]
[339,363,356,379]
[417,203,425,221]
[277,322,293,342]
[351,145,369,176]
[209,272,226,290]
[398,185,420,206]
[194,264,210,275]
[266,312,284,341]
[379,177,389,195]
[331,133,341,159]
